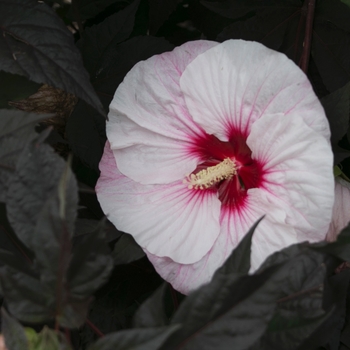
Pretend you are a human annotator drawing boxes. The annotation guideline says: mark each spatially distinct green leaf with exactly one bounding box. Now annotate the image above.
[0,109,50,202]
[113,233,146,266]
[341,0,350,8]
[1,308,29,350]
[32,326,73,350]
[88,325,180,350]
[133,283,168,328]
[0,0,104,116]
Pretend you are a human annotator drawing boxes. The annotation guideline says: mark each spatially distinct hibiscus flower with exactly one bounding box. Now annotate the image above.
[96,40,334,294]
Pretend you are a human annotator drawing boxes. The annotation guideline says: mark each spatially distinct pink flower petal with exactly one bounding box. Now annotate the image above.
[96,142,221,264]
[326,178,350,242]
[146,191,298,295]
[109,114,198,184]
[180,40,329,141]
[107,40,219,184]
[247,112,334,241]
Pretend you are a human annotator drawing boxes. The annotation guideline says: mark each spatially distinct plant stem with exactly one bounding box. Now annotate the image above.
[300,0,316,73]
[86,318,104,338]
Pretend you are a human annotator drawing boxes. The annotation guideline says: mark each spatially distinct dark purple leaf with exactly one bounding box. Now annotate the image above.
[71,0,129,21]
[88,326,180,350]
[6,141,68,250]
[68,219,113,299]
[0,110,50,202]
[0,0,104,116]
[113,233,146,266]
[77,0,141,77]
[1,308,29,350]
[148,0,182,35]
[67,36,173,170]
[133,283,168,328]
[320,82,350,164]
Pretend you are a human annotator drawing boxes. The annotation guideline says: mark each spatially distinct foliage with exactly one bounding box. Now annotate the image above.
[1,0,350,349]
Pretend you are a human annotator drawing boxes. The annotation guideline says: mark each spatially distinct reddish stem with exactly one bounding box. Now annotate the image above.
[300,0,316,73]
[64,328,71,345]
[86,318,104,338]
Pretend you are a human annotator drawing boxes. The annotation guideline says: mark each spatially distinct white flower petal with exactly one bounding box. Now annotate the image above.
[96,142,221,264]
[247,112,334,241]
[326,178,350,242]
[180,40,329,141]
[106,40,218,184]
[109,114,198,184]
[109,40,217,138]
[146,191,298,295]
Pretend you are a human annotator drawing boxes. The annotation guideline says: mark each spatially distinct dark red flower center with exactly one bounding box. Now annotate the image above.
[187,129,264,212]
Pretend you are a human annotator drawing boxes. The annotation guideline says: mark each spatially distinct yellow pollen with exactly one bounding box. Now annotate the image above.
[184,158,237,190]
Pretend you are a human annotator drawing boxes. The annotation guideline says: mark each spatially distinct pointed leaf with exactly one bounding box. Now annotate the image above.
[257,248,327,349]
[6,141,67,249]
[66,36,173,169]
[297,270,350,350]
[31,161,99,328]
[166,267,280,350]
[113,233,146,266]
[58,297,92,329]
[68,219,113,298]
[77,0,141,77]
[133,283,168,328]
[219,216,263,276]
[0,249,34,277]
[164,241,328,350]
[320,82,350,163]
[312,22,350,92]
[1,309,29,350]
[0,267,51,324]
[88,325,180,350]
[148,0,181,35]
[32,191,74,292]
[0,0,104,116]
[0,109,50,202]
[35,326,73,350]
